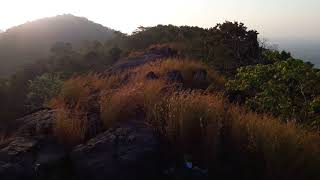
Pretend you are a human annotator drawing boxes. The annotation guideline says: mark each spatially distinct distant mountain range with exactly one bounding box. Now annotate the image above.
[0,14,115,76]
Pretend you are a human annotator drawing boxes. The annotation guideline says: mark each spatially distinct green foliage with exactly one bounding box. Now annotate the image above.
[108,46,122,62]
[227,58,320,125]
[109,22,262,74]
[262,49,292,64]
[50,42,73,55]
[205,22,261,73]
[27,73,63,109]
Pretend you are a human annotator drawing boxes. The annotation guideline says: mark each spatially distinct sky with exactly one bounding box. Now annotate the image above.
[0,0,320,41]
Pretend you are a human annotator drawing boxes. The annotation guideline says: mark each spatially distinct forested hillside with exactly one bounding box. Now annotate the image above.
[0,14,115,76]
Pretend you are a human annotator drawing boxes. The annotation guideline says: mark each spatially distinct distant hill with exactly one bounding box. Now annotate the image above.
[0,14,115,76]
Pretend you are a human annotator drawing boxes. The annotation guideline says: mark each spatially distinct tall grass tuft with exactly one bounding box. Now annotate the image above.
[100,84,143,128]
[54,105,88,147]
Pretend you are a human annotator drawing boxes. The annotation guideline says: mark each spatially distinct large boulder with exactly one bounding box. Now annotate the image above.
[71,121,162,180]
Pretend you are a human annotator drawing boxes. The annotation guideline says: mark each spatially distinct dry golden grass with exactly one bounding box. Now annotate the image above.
[154,92,320,179]
[228,106,320,179]
[158,92,225,164]
[100,79,168,128]
[49,58,320,179]
[100,84,143,128]
[54,105,88,147]
[129,59,226,93]
[49,76,91,109]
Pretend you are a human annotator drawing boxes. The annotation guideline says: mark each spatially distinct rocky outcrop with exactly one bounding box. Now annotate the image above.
[106,47,177,74]
[16,109,57,137]
[71,121,162,180]
[0,137,67,180]
[0,117,165,180]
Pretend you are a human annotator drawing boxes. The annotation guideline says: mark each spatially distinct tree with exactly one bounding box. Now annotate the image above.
[262,49,292,64]
[27,73,63,110]
[50,42,73,56]
[206,21,261,73]
[108,46,122,62]
[227,59,320,126]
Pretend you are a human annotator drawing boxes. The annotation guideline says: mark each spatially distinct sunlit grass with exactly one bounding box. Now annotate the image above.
[48,58,320,179]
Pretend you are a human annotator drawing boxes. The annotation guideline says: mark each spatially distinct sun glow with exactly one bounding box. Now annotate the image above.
[0,0,319,39]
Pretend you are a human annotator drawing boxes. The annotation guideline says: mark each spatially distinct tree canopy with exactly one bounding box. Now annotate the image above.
[227,58,320,127]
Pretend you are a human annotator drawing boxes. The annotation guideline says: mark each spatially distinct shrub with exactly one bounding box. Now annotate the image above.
[226,59,320,126]
[27,73,63,109]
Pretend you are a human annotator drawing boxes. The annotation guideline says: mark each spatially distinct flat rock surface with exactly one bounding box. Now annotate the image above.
[71,120,162,180]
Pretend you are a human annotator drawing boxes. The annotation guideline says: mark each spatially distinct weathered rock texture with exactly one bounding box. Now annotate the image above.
[71,121,162,180]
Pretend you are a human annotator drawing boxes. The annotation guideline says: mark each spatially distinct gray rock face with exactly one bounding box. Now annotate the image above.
[71,121,161,180]
[16,109,57,137]
[105,47,177,74]
[0,137,66,180]
[0,137,36,178]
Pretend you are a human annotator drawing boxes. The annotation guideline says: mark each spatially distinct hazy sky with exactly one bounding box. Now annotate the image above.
[1,0,319,41]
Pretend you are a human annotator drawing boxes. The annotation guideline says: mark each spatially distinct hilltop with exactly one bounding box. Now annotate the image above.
[0,20,320,180]
[0,14,115,76]
[0,51,319,180]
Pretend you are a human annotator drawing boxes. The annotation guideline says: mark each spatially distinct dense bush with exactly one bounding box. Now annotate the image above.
[108,22,262,73]
[262,49,292,64]
[27,73,63,109]
[227,58,320,126]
